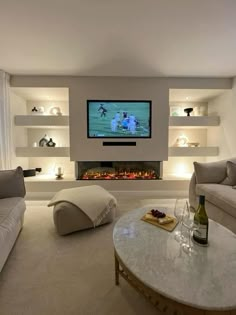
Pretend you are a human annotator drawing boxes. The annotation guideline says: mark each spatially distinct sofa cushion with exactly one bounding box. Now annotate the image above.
[194,161,227,184]
[221,161,236,186]
[0,167,26,198]
[196,184,236,218]
[193,157,236,184]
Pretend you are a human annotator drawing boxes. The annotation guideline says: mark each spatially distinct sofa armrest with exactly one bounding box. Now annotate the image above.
[0,166,26,199]
[189,172,198,211]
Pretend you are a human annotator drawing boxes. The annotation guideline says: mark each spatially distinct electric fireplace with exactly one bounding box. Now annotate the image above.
[75,161,162,180]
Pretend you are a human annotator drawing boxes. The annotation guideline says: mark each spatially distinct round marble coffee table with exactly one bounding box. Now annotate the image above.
[113,207,236,315]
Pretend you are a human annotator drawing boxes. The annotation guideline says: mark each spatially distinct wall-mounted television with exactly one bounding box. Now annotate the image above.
[87,100,152,138]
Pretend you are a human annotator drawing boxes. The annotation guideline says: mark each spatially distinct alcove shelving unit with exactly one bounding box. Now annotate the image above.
[15,115,70,157]
[14,115,70,157]
[168,116,220,157]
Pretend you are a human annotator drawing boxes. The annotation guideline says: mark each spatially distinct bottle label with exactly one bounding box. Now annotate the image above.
[193,223,208,240]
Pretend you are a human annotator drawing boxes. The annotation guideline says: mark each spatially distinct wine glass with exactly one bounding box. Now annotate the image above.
[181,202,199,255]
[174,199,187,243]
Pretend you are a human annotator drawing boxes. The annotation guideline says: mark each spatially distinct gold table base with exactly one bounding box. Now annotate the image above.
[114,250,236,315]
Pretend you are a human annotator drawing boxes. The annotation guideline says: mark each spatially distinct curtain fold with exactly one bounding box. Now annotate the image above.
[0,70,13,170]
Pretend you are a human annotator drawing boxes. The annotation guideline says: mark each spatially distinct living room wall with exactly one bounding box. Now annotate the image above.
[10,76,232,167]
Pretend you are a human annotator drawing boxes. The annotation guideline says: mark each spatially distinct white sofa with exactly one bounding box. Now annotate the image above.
[189,158,236,234]
[0,167,26,272]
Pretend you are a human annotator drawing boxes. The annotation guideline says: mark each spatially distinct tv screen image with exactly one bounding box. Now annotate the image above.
[87,100,151,138]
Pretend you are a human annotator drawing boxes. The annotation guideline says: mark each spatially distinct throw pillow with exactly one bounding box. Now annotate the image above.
[0,166,26,199]
[221,161,236,186]
[193,160,227,184]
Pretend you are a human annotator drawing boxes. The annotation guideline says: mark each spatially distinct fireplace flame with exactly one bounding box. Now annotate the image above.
[82,169,158,180]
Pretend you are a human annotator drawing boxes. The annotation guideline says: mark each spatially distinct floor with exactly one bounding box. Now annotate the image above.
[0,197,177,315]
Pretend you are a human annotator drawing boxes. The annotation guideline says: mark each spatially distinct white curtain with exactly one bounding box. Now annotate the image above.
[0,70,13,170]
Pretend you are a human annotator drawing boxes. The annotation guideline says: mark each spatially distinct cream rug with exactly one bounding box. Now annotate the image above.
[0,198,175,315]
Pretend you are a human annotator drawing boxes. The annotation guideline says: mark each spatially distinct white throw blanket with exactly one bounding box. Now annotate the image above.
[48,185,116,227]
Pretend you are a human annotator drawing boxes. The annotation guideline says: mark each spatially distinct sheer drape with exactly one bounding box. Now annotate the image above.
[0,70,13,170]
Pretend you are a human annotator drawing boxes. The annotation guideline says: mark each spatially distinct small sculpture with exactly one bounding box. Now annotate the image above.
[184,108,193,116]
[39,134,49,147]
[37,106,45,114]
[46,138,56,147]
[49,107,62,116]
[175,135,189,147]
[31,106,38,113]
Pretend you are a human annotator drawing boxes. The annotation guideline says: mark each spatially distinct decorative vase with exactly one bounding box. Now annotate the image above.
[39,134,49,147]
[49,107,62,116]
[46,138,56,147]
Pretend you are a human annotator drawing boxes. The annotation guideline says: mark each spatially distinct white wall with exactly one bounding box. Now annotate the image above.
[207,81,236,161]
[69,77,169,161]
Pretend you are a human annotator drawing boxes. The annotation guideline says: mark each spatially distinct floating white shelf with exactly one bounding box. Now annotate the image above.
[14,115,69,128]
[169,116,220,128]
[168,146,219,157]
[15,147,70,157]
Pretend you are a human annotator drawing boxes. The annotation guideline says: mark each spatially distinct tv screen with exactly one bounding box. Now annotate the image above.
[87,100,152,138]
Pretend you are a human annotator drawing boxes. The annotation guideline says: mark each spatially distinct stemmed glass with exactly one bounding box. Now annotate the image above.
[174,199,188,243]
[181,202,199,255]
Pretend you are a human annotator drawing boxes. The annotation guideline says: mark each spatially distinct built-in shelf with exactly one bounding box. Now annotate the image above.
[14,115,69,128]
[168,146,219,157]
[169,116,220,128]
[15,147,70,157]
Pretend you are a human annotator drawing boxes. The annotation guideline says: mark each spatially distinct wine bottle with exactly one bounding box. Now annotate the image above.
[193,195,209,245]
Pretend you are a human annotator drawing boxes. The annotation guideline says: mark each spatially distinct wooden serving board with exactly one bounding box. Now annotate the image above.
[141,214,178,232]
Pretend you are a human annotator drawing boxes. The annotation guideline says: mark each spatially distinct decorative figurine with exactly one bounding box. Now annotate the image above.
[37,106,45,114]
[49,107,62,116]
[39,134,49,147]
[31,106,38,113]
[175,135,189,147]
[46,138,56,147]
[184,108,193,116]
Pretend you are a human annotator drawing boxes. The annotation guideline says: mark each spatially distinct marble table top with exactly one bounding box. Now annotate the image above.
[113,206,236,311]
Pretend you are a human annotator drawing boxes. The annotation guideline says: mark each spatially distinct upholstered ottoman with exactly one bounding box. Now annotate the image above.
[48,185,117,235]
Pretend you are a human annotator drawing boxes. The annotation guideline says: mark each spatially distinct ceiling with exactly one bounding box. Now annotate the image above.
[1,0,236,77]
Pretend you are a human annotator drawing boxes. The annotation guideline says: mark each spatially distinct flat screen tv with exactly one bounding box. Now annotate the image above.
[87,100,152,138]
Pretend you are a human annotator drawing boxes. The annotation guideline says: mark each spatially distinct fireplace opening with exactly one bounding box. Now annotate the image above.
[76,161,162,180]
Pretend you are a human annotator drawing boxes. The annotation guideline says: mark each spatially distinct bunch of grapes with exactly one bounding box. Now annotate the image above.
[151,209,166,218]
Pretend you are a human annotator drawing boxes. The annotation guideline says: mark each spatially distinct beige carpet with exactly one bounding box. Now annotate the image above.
[0,198,175,315]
